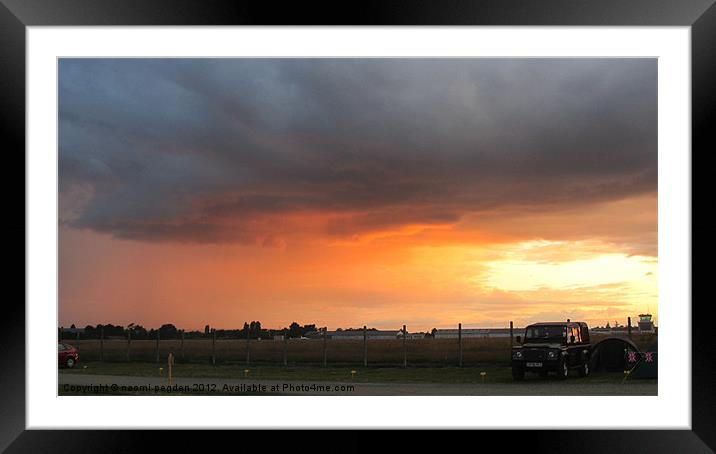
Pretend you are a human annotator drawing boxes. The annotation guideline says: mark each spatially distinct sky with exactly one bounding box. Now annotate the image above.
[58,58,658,331]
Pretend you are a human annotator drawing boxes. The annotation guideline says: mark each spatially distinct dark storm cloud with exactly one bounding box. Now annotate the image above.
[58,58,657,244]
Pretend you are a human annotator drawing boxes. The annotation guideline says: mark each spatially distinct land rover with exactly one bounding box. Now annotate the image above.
[511,321,590,380]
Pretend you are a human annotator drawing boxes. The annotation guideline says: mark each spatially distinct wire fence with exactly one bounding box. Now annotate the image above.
[59,323,658,368]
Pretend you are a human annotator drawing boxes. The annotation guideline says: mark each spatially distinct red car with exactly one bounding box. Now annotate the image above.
[58,343,79,368]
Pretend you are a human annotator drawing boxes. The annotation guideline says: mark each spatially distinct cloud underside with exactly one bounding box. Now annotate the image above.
[59,58,657,253]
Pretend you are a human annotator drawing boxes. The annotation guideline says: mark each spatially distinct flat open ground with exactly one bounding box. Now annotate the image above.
[58,361,657,396]
[60,333,657,366]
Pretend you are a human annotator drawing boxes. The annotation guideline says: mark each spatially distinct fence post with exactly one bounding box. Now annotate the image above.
[212,329,216,365]
[322,329,327,368]
[155,330,160,363]
[180,330,185,361]
[245,330,251,365]
[458,323,463,368]
[283,330,288,367]
[402,325,407,368]
[126,329,131,362]
[627,317,632,337]
[168,353,174,386]
[100,326,104,362]
[363,325,368,367]
[510,321,514,348]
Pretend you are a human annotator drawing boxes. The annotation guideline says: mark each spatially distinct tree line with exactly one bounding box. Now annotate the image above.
[59,321,320,340]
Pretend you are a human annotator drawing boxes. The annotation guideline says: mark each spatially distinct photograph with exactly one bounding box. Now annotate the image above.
[5,1,708,445]
[57,58,658,397]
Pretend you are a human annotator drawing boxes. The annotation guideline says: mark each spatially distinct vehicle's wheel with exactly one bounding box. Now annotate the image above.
[578,361,589,377]
[557,358,569,380]
[512,367,525,381]
[66,357,75,369]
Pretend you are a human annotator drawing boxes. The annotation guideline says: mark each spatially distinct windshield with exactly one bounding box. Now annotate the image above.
[524,325,566,343]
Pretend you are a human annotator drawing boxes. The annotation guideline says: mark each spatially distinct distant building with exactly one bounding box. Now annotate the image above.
[305,330,403,340]
[638,314,655,333]
[591,315,656,335]
[433,328,519,339]
[591,326,630,334]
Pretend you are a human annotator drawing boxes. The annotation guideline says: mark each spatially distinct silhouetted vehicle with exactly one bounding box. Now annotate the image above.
[511,322,590,380]
[58,343,79,368]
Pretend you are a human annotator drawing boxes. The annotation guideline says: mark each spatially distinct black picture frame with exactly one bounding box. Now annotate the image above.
[3,0,712,451]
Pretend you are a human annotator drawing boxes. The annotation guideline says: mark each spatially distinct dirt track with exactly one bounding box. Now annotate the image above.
[58,373,657,396]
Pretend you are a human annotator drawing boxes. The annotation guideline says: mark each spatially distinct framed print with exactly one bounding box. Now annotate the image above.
[3,0,713,451]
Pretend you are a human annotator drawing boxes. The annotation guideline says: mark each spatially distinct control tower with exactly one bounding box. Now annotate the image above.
[638,313,655,333]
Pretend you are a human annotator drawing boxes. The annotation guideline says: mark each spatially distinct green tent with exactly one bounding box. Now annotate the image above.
[630,343,657,379]
[590,337,641,372]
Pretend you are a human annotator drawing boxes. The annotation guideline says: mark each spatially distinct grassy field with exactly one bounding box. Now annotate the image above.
[59,334,657,396]
[61,333,657,367]
[61,360,652,386]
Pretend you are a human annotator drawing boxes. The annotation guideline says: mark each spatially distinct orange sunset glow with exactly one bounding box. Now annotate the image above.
[59,58,657,331]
